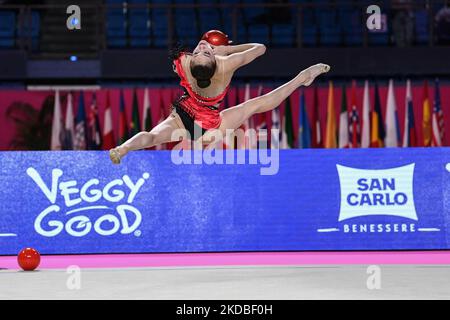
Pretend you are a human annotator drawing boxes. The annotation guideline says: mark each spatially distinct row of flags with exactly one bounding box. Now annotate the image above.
[291,79,446,149]
[51,89,158,151]
[50,80,446,151]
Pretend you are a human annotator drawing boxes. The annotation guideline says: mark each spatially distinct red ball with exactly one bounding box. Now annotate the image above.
[18,248,40,271]
[201,30,231,46]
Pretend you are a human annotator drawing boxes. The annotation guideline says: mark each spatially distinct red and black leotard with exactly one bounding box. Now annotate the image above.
[172,52,229,139]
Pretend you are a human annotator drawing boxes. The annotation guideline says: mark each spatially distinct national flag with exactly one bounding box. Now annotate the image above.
[156,90,167,150]
[102,91,115,150]
[370,83,385,147]
[254,85,268,149]
[311,85,322,148]
[361,80,371,148]
[349,107,360,148]
[298,88,311,148]
[339,84,349,148]
[130,88,141,136]
[142,88,153,131]
[271,104,281,150]
[63,92,75,150]
[118,90,129,145]
[243,83,251,129]
[422,80,432,147]
[226,87,239,149]
[402,80,417,147]
[246,83,256,133]
[74,91,87,150]
[237,83,251,149]
[325,81,337,148]
[349,82,360,148]
[385,79,400,147]
[87,92,102,150]
[141,88,154,150]
[432,78,445,146]
[281,95,295,149]
[221,87,234,149]
[249,84,261,149]
[50,90,63,150]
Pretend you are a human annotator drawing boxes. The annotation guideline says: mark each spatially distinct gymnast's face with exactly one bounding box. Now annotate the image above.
[190,40,217,88]
[192,40,215,66]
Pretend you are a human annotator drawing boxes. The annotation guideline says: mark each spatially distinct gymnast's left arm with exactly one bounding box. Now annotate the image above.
[213,43,263,56]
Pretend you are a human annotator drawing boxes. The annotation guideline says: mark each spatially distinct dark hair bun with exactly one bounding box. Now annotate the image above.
[196,79,211,89]
[190,63,216,89]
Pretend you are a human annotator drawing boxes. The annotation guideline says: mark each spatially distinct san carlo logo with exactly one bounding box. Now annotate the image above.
[26,167,148,238]
[317,163,440,234]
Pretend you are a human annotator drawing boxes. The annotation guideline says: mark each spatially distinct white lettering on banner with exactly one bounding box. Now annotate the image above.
[26,167,148,238]
[317,163,441,234]
[317,163,441,235]
[336,164,417,221]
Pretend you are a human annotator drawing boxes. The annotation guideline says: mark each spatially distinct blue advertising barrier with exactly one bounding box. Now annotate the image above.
[0,148,449,255]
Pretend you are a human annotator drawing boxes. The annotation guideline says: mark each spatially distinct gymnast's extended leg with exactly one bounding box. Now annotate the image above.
[109,113,186,164]
[217,63,330,132]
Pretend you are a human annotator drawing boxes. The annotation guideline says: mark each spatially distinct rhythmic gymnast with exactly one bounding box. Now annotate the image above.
[109,34,330,164]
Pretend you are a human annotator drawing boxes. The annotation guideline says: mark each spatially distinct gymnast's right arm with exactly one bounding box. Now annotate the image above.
[216,43,266,71]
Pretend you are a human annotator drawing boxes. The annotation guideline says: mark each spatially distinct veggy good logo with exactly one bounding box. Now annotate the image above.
[27,167,148,237]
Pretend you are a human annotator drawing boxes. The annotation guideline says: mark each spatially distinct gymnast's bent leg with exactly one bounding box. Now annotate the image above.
[109,112,187,164]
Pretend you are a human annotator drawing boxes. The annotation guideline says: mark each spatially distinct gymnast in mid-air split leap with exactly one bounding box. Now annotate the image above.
[109,30,330,164]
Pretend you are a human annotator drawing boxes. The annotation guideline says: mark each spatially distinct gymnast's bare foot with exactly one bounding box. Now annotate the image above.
[109,146,128,164]
[298,63,331,86]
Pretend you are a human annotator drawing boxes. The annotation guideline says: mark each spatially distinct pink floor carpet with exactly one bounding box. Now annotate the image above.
[1,251,450,270]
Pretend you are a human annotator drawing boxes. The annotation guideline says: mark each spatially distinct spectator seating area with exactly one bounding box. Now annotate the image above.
[103,0,442,48]
[0,10,40,49]
[0,0,447,50]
